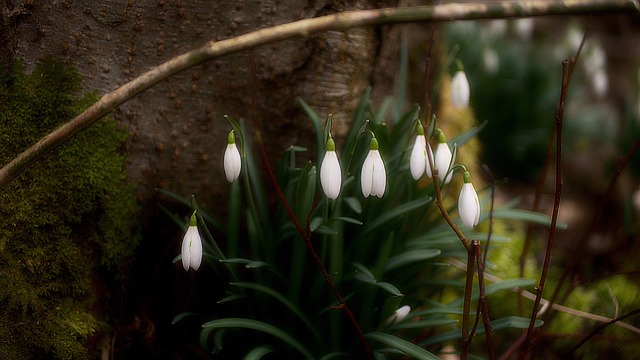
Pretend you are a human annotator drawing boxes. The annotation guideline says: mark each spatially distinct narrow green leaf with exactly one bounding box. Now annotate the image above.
[449,119,487,147]
[202,318,313,359]
[230,282,323,345]
[385,249,442,272]
[330,216,363,225]
[366,332,440,360]
[491,209,568,229]
[319,352,351,360]
[378,296,405,329]
[299,98,324,164]
[362,196,432,236]
[491,316,543,330]
[217,294,245,304]
[374,282,403,297]
[344,196,362,214]
[448,278,535,307]
[352,262,376,282]
[389,318,457,330]
[243,346,274,360]
[171,312,197,325]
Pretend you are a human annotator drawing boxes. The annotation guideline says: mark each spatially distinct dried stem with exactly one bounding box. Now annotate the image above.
[1,0,638,189]
[518,19,590,312]
[567,307,640,355]
[548,136,640,312]
[471,239,496,360]
[518,59,570,360]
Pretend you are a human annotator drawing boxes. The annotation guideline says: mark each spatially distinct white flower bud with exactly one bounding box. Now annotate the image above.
[320,137,342,200]
[361,137,386,198]
[458,171,480,228]
[224,131,241,182]
[181,214,203,271]
[451,70,470,109]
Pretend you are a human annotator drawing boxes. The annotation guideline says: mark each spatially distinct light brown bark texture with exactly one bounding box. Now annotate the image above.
[3,0,412,210]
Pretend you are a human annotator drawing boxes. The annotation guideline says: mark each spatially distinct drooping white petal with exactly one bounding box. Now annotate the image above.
[320,150,342,200]
[458,183,480,228]
[370,150,386,198]
[384,305,411,326]
[410,135,426,180]
[435,142,453,184]
[190,228,203,270]
[181,226,203,271]
[451,71,470,108]
[361,151,375,198]
[410,137,426,180]
[224,143,242,182]
[361,150,386,198]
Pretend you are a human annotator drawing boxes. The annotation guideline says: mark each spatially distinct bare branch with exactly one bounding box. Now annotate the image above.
[0,0,638,188]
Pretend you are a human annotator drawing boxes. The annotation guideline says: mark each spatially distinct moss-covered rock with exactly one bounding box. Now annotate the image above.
[0,58,139,359]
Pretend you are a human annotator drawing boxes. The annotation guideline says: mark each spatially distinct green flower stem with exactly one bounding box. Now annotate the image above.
[190,195,240,282]
[2,0,638,189]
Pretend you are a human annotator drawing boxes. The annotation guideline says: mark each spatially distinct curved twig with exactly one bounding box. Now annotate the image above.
[0,0,638,188]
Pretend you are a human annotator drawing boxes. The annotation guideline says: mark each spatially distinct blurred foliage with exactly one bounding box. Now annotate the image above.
[0,58,139,358]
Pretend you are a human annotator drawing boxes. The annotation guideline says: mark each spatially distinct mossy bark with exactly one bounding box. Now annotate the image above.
[0,58,139,359]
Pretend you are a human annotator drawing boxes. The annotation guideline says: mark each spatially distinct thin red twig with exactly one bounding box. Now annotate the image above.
[257,141,372,359]
[518,59,570,360]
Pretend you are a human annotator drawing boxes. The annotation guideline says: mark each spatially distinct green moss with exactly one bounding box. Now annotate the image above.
[0,58,139,358]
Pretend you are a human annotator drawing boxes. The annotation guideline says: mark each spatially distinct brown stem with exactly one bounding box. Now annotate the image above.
[518,59,570,360]
[460,244,476,360]
[471,239,496,360]
[257,139,371,359]
[568,307,640,355]
[519,19,590,313]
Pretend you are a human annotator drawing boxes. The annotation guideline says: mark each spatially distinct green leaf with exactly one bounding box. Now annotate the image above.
[352,262,376,282]
[385,249,442,272]
[491,316,543,330]
[330,216,363,226]
[420,316,543,347]
[344,196,362,214]
[378,296,405,328]
[319,352,351,360]
[448,278,535,307]
[171,312,197,325]
[243,346,274,360]
[202,318,314,359]
[230,282,322,345]
[362,196,432,236]
[449,119,487,147]
[299,98,324,164]
[374,282,403,297]
[366,332,440,359]
[389,318,457,330]
[490,209,568,229]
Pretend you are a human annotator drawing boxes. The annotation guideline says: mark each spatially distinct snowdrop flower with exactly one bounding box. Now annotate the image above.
[361,136,386,198]
[592,68,608,98]
[384,305,411,326]
[483,47,499,75]
[320,135,342,199]
[451,66,470,109]
[458,171,480,228]
[181,213,203,271]
[434,129,454,184]
[515,18,534,40]
[409,121,434,180]
[224,130,241,182]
